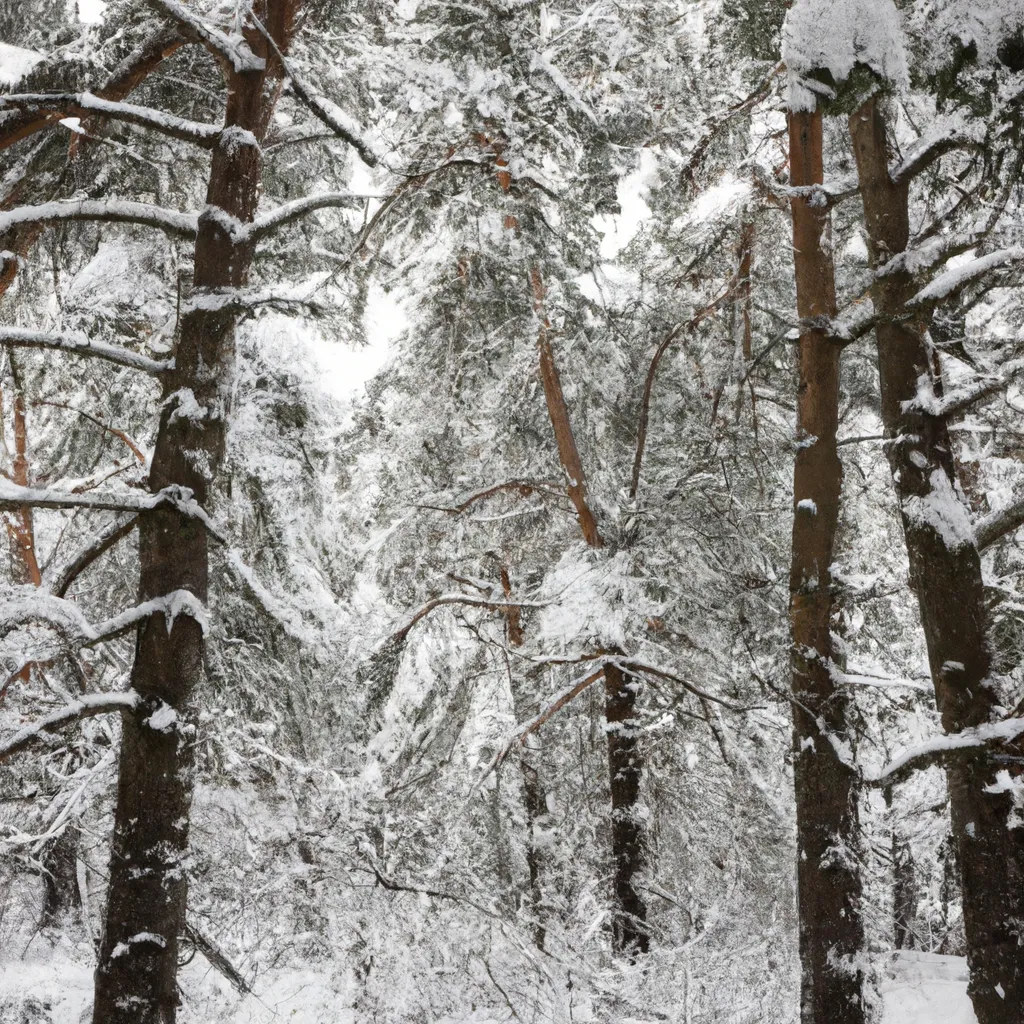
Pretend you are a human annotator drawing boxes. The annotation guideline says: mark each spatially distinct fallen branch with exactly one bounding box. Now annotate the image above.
[182,923,252,995]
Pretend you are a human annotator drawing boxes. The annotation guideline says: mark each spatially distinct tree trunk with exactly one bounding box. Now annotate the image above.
[787,108,865,1024]
[849,94,1024,1023]
[92,6,300,1022]
[488,148,646,952]
[604,661,648,956]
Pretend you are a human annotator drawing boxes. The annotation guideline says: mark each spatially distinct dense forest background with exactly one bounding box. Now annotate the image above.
[0,0,1023,1022]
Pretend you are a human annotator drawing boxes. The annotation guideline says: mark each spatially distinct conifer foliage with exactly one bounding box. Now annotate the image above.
[0,1,1023,1023]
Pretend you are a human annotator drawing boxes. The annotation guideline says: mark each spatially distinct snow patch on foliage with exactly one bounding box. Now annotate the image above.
[783,0,908,110]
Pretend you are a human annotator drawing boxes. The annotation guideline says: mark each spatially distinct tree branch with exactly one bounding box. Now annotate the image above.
[244,191,371,241]
[417,479,566,515]
[144,0,266,73]
[46,516,139,598]
[867,717,1024,786]
[246,13,380,167]
[976,495,1024,551]
[182,923,252,995]
[0,691,140,761]
[0,199,197,240]
[0,482,223,541]
[0,93,222,149]
[891,131,982,185]
[0,327,173,374]
[0,27,186,153]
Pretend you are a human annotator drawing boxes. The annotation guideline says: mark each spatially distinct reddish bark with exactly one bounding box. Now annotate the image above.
[788,109,865,1024]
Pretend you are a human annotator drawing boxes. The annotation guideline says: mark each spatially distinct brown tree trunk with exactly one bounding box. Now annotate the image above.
[787,109,866,1024]
[92,6,301,1022]
[850,95,1024,1023]
[486,147,645,952]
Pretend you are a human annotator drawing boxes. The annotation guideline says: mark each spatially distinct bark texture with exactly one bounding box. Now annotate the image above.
[604,661,648,955]
[787,109,865,1024]
[850,95,1024,1024]
[92,6,300,1022]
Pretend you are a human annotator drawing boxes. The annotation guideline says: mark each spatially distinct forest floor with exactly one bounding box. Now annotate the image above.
[0,941,977,1023]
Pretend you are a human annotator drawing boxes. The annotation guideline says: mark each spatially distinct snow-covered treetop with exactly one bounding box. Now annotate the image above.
[782,0,908,110]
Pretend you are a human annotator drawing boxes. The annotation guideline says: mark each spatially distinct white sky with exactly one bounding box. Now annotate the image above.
[78,0,107,23]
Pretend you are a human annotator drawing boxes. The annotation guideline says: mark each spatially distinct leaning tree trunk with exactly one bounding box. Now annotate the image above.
[787,108,865,1024]
[489,145,648,954]
[850,94,1024,1023]
[92,5,300,1022]
[529,264,647,955]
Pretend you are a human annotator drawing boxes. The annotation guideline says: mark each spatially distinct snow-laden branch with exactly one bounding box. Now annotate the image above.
[482,665,607,777]
[911,246,1024,305]
[0,481,222,540]
[0,326,173,374]
[877,231,983,280]
[868,717,1024,785]
[380,592,551,649]
[0,92,223,148]
[903,359,1024,420]
[243,191,372,241]
[0,199,197,239]
[245,13,381,167]
[145,0,265,74]
[891,130,982,185]
[0,691,140,761]
[976,495,1024,551]
[0,587,209,647]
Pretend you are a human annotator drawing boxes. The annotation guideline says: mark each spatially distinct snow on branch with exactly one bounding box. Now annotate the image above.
[782,0,907,112]
[868,717,1024,785]
[381,592,551,649]
[976,494,1024,551]
[0,587,209,647]
[891,130,983,184]
[145,0,266,74]
[0,92,223,148]
[0,691,140,761]
[243,192,372,241]
[482,665,607,777]
[0,199,197,239]
[245,14,381,167]
[0,481,223,540]
[905,360,1024,420]
[911,246,1024,305]
[0,326,173,374]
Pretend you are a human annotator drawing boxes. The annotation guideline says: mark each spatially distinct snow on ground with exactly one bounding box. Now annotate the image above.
[0,942,355,1023]
[0,945,979,1023]
[879,951,977,1024]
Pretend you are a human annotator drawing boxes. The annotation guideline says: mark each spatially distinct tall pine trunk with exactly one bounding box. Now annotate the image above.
[92,5,300,1021]
[787,108,865,1024]
[849,94,1024,1023]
